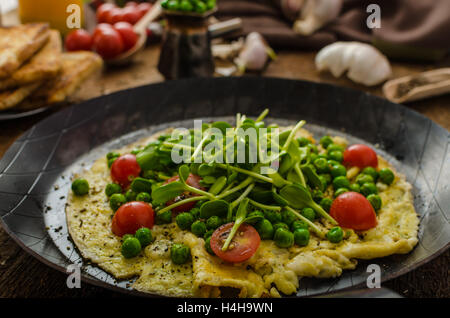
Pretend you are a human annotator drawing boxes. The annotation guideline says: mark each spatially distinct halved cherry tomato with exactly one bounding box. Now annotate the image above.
[96,3,116,23]
[110,154,141,186]
[210,223,261,263]
[165,174,204,213]
[111,201,154,237]
[122,6,141,25]
[330,192,377,231]
[114,22,138,51]
[343,144,378,168]
[65,29,92,51]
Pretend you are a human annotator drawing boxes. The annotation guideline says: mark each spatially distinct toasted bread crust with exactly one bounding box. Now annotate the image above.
[0,23,50,79]
[0,30,62,91]
[0,82,41,111]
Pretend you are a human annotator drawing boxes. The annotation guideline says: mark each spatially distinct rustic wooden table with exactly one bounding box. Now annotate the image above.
[0,11,448,298]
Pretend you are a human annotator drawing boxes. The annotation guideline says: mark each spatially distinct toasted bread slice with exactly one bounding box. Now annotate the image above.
[17,51,103,110]
[0,30,62,91]
[0,23,50,79]
[0,82,41,111]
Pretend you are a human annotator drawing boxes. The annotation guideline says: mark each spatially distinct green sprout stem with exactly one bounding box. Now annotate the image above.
[248,199,281,211]
[157,195,207,214]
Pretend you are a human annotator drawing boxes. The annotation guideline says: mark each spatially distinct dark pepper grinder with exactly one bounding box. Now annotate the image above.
[158,11,215,80]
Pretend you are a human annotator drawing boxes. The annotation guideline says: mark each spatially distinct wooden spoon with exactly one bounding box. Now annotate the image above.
[383,68,450,104]
[107,0,163,65]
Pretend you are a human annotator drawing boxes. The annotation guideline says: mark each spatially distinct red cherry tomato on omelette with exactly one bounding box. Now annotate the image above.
[65,29,92,51]
[96,3,116,23]
[330,192,377,231]
[93,27,124,59]
[165,174,204,213]
[343,144,378,168]
[110,154,141,186]
[111,201,154,237]
[114,22,138,51]
[210,223,261,263]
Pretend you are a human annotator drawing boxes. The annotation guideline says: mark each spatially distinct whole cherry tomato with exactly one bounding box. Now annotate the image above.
[111,201,154,237]
[65,29,92,51]
[96,3,116,23]
[114,22,138,51]
[210,223,261,263]
[125,1,139,7]
[122,6,141,25]
[165,174,204,213]
[108,7,125,24]
[92,23,114,41]
[137,2,152,16]
[110,154,141,186]
[343,144,378,168]
[330,192,377,230]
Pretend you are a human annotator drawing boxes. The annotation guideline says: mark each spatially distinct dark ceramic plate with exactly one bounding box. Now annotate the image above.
[0,77,448,297]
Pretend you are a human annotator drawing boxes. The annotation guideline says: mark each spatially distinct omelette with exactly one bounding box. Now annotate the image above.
[66,119,419,298]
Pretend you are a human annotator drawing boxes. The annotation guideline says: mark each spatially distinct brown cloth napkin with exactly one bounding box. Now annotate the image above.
[217,0,450,57]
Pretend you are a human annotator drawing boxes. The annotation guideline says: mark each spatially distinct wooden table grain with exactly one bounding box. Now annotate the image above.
[0,12,448,298]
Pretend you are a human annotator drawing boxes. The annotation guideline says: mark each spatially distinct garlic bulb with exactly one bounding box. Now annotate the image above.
[293,0,342,36]
[315,42,392,86]
[234,32,276,72]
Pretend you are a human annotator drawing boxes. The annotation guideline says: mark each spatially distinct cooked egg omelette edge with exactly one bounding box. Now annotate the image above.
[66,128,419,297]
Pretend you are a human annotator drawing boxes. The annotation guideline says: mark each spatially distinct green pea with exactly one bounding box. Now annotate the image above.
[206,216,222,230]
[135,227,153,247]
[246,211,264,225]
[107,157,117,168]
[71,179,89,196]
[255,219,274,240]
[180,0,193,11]
[367,194,382,211]
[136,192,151,202]
[195,1,206,13]
[204,236,215,255]
[356,174,374,185]
[379,168,395,185]
[294,228,310,246]
[297,137,311,147]
[167,0,179,10]
[156,210,172,225]
[313,157,329,173]
[310,153,318,163]
[273,228,294,248]
[291,220,309,231]
[203,229,214,239]
[121,237,141,259]
[349,183,360,193]
[330,164,346,178]
[312,189,324,203]
[170,243,191,265]
[191,220,207,237]
[190,207,200,220]
[320,197,333,212]
[281,209,297,227]
[125,189,137,202]
[362,167,379,181]
[326,226,344,243]
[122,234,134,242]
[273,222,289,232]
[106,152,119,160]
[332,176,350,190]
[176,212,194,230]
[334,188,349,197]
[110,193,126,211]
[328,151,343,163]
[320,174,332,185]
[307,144,318,154]
[361,182,378,196]
[320,136,333,149]
[301,207,316,221]
[327,159,340,167]
[327,144,344,154]
[105,183,122,197]
[263,210,282,224]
